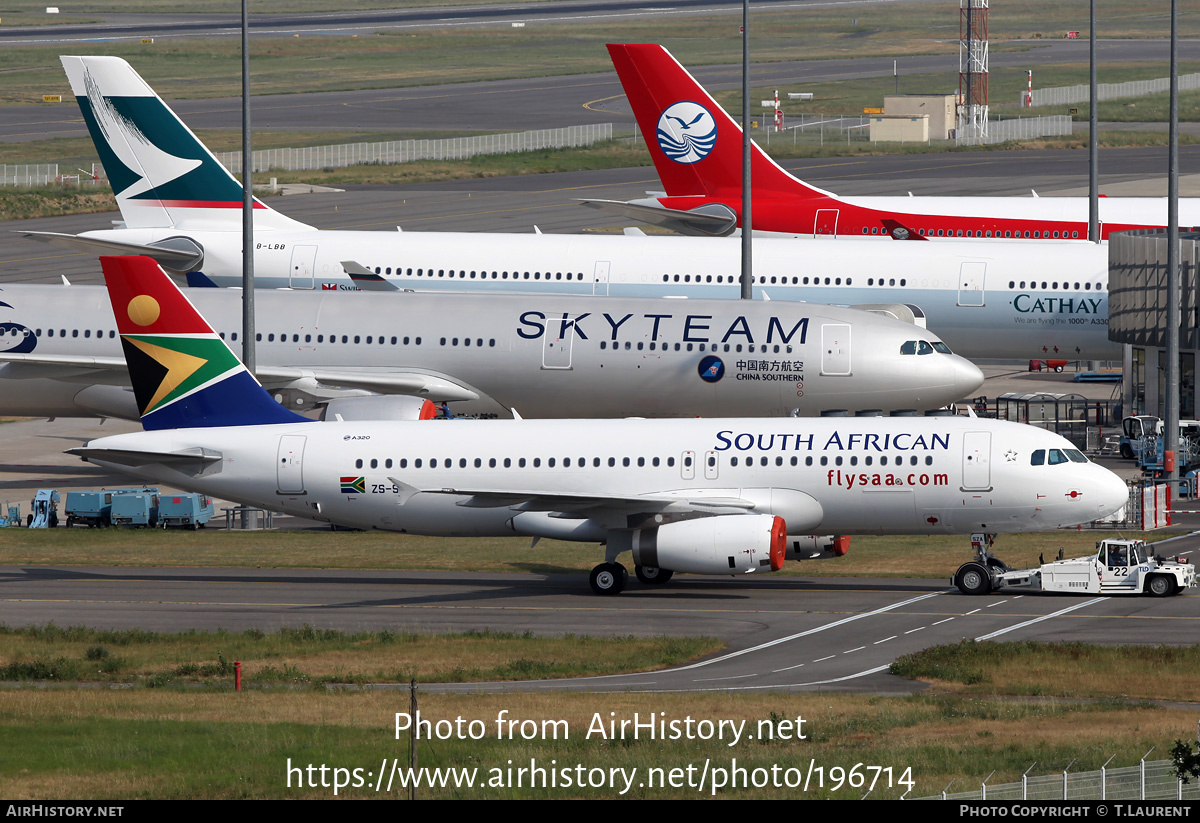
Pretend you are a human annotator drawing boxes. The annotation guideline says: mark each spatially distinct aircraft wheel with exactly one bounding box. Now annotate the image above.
[1120,443,1135,459]
[589,563,626,596]
[1147,574,1175,597]
[635,565,674,585]
[954,562,992,596]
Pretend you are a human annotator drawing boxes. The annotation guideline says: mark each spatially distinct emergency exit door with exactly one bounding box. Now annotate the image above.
[277,435,307,495]
[821,324,851,375]
[957,262,986,306]
[289,246,317,289]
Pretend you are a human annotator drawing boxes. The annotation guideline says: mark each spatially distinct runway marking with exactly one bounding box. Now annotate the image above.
[667,597,945,671]
[973,598,1106,642]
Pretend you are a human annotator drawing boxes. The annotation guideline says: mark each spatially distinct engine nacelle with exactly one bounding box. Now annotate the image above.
[786,534,851,561]
[506,512,607,542]
[319,396,437,421]
[626,514,786,576]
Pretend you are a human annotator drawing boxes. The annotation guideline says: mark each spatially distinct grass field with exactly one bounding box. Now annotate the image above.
[0,526,1168,580]
[0,642,1196,799]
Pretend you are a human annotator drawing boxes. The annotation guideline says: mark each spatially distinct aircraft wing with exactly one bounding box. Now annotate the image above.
[254,367,479,401]
[0,353,479,401]
[67,446,223,467]
[340,260,402,291]
[394,481,756,515]
[577,198,737,237]
[0,353,131,383]
[19,231,204,269]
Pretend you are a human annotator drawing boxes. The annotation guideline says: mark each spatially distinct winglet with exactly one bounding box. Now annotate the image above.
[101,255,308,430]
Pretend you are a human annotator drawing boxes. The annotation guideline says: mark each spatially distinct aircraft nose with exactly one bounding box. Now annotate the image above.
[951,356,985,397]
[1095,467,1130,518]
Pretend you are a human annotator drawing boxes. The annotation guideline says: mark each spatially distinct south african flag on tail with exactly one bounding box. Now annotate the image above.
[101,255,309,431]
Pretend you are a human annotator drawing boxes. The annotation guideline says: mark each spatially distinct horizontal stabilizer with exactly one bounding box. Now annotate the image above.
[578,198,737,237]
[67,445,222,466]
[20,231,204,271]
[255,367,479,401]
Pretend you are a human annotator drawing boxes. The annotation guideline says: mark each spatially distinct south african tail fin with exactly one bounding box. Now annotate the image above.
[101,255,308,431]
[62,56,311,233]
[606,44,834,200]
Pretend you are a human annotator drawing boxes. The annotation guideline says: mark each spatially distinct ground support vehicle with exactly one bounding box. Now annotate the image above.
[109,490,160,527]
[953,536,1196,596]
[158,494,213,529]
[64,487,160,527]
[25,490,59,528]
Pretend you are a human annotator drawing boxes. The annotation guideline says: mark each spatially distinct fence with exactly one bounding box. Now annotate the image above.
[1,164,61,187]
[215,123,614,174]
[1029,72,1200,107]
[919,758,1198,800]
[955,115,1073,146]
[754,114,871,147]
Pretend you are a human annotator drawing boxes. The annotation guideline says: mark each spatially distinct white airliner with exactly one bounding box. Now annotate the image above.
[0,273,983,420]
[69,256,1129,594]
[593,44,1200,240]
[23,55,1115,362]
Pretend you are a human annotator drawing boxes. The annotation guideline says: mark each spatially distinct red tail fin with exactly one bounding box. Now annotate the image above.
[607,44,829,199]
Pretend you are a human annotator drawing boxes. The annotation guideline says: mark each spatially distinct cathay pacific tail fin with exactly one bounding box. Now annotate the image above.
[62,56,311,233]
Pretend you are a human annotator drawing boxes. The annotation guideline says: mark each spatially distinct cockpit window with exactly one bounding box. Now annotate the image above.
[932,342,953,354]
[1031,449,1045,466]
[917,340,934,355]
[1047,449,1068,465]
[1065,449,1088,463]
[900,341,917,355]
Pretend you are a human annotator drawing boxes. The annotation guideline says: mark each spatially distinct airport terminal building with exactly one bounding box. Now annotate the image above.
[1109,229,1200,420]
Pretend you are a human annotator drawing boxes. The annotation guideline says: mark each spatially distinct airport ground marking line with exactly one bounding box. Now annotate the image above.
[904,626,925,633]
[973,597,1106,642]
[691,673,758,683]
[986,600,1008,608]
[771,662,805,673]
[812,655,836,663]
[844,646,865,653]
[874,635,897,644]
[932,617,955,625]
[668,590,946,671]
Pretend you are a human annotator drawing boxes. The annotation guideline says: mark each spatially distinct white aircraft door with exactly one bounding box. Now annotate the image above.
[957,262,986,306]
[820,324,851,375]
[593,261,611,295]
[276,435,307,495]
[289,245,317,289]
[681,451,696,480]
[814,209,839,237]
[542,321,574,369]
[704,450,719,480]
[961,431,992,491]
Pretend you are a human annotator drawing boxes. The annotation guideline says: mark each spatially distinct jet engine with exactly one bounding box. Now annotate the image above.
[319,396,438,421]
[786,534,850,561]
[627,514,786,575]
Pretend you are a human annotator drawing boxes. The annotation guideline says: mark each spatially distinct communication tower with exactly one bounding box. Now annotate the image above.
[958,0,989,139]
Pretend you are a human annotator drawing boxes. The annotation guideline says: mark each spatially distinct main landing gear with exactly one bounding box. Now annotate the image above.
[588,561,676,594]
[589,563,627,595]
